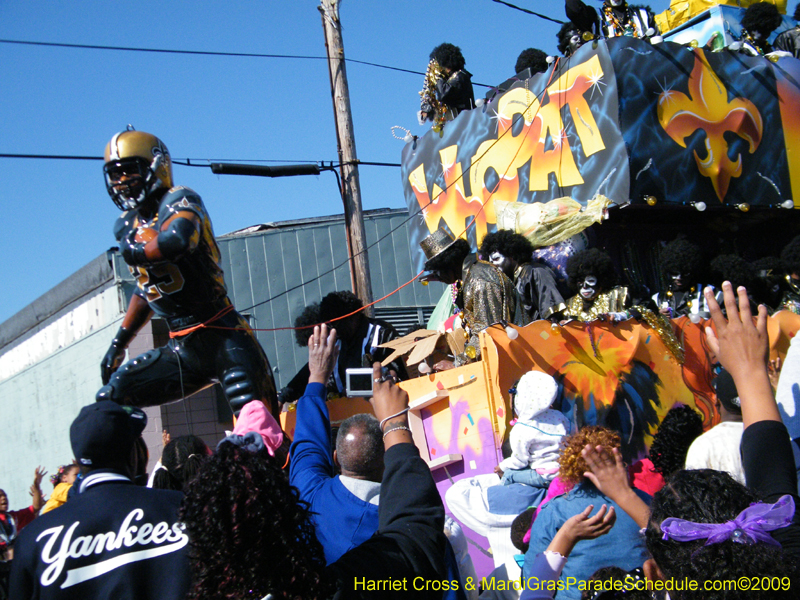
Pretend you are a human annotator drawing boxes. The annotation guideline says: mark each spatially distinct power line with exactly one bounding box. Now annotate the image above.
[490,0,565,25]
[0,38,493,88]
[0,153,401,168]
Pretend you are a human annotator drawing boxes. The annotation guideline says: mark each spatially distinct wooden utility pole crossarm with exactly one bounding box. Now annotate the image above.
[319,0,374,313]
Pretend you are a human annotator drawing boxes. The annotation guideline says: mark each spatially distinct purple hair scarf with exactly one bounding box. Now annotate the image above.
[661,495,795,547]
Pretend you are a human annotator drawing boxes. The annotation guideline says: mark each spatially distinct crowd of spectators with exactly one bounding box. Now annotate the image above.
[3,281,800,600]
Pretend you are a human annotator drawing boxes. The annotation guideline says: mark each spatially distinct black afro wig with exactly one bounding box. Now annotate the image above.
[430,43,466,72]
[709,254,755,289]
[659,238,703,279]
[319,290,363,324]
[293,302,321,347]
[566,248,617,291]
[742,2,783,35]
[557,22,580,56]
[479,230,534,265]
[515,48,548,75]
[781,234,800,275]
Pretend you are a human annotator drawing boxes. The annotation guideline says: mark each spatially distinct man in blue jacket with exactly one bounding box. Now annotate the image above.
[289,324,385,564]
[10,402,191,599]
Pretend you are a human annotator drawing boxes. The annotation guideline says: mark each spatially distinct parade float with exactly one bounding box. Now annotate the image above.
[281,4,800,579]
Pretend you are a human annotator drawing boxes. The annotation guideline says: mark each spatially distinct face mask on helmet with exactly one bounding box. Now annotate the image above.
[103,129,172,211]
[104,158,153,211]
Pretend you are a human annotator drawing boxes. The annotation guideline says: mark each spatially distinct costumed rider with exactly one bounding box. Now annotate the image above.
[557,21,588,57]
[652,238,711,320]
[486,48,549,101]
[565,0,659,41]
[419,43,475,134]
[774,4,800,59]
[96,128,278,417]
[319,291,408,397]
[420,228,517,368]
[562,248,630,322]
[479,229,566,324]
[779,234,800,314]
[563,249,684,361]
[738,2,783,56]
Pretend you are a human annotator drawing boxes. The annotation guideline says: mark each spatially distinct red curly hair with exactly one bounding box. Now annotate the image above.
[557,426,621,485]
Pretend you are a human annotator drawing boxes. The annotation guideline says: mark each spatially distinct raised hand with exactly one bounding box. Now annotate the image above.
[307,324,338,385]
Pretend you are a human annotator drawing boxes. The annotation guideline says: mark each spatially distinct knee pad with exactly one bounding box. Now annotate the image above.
[116,348,163,376]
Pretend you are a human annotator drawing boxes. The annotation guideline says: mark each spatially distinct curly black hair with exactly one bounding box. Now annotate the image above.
[514,48,548,75]
[648,404,703,477]
[742,2,783,36]
[319,290,363,324]
[557,22,580,56]
[511,507,536,553]
[152,435,209,492]
[479,230,534,266]
[646,470,796,599]
[336,413,384,480]
[430,43,466,72]
[424,238,471,273]
[795,3,800,22]
[580,566,651,600]
[781,235,800,276]
[659,238,703,280]
[180,443,331,600]
[565,248,617,291]
[709,254,755,289]
[294,302,321,347]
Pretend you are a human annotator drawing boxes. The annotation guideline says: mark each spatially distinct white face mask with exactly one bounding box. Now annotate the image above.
[669,272,689,291]
[580,276,599,300]
[489,251,515,275]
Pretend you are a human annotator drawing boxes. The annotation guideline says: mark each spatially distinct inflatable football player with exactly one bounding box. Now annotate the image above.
[96,127,278,417]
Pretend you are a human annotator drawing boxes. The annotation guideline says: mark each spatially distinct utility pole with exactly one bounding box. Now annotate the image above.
[319,0,374,314]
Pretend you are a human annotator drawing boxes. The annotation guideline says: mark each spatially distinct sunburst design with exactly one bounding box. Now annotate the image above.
[588,68,606,99]
[656,77,676,106]
[552,128,568,150]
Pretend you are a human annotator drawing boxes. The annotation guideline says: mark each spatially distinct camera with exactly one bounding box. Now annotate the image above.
[345,367,386,398]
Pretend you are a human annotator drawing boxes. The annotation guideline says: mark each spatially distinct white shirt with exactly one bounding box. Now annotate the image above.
[684,421,745,484]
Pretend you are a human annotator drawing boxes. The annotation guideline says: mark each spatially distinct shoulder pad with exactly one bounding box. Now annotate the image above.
[112,212,137,241]
[158,186,206,220]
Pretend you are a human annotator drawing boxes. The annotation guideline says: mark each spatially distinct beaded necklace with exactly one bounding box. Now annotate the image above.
[603,5,639,37]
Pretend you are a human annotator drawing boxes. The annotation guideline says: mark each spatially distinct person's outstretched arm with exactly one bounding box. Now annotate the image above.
[328,363,446,598]
[581,444,650,528]
[704,282,800,558]
[289,325,338,494]
[704,282,776,426]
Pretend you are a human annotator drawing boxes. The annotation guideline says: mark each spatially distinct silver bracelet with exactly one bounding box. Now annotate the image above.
[382,425,411,440]
[379,407,410,430]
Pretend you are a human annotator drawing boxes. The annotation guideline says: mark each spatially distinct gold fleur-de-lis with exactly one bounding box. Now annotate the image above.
[658,50,763,202]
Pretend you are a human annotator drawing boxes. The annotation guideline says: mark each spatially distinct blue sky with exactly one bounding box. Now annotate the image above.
[0,0,674,325]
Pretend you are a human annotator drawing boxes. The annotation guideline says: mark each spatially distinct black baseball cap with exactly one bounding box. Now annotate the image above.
[714,369,742,416]
[70,401,147,468]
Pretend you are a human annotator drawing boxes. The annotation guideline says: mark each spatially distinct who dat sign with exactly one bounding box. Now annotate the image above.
[402,36,800,271]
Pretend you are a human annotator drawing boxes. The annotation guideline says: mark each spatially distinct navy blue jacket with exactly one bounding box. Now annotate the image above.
[10,471,190,600]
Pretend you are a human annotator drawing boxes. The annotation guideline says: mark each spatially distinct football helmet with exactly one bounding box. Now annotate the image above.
[104,127,173,211]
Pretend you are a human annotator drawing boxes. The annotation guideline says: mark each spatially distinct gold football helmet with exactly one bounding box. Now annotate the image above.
[103,126,173,210]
